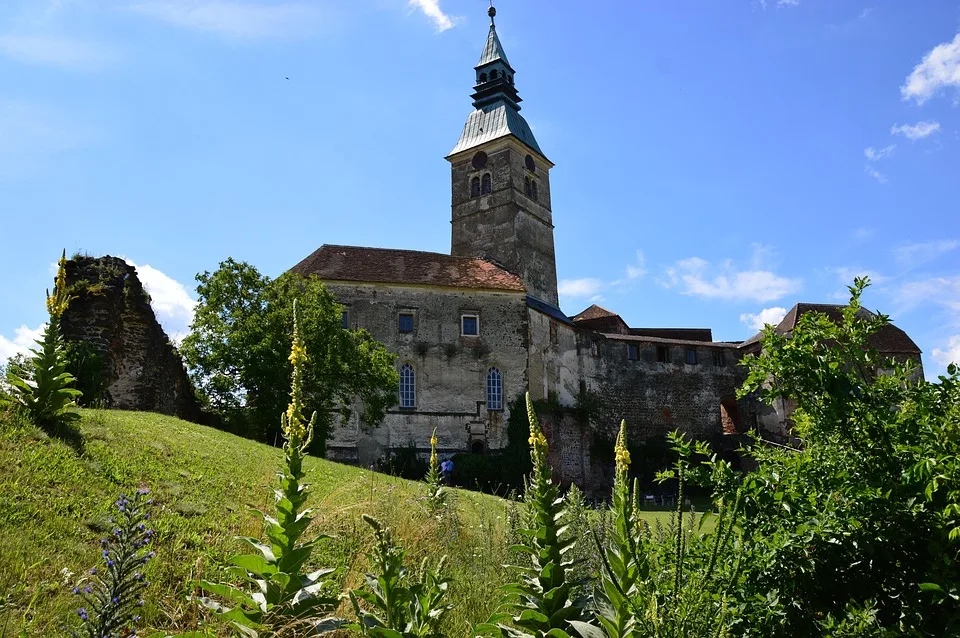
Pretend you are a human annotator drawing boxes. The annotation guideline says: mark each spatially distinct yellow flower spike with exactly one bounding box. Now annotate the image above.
[614,419,631,472]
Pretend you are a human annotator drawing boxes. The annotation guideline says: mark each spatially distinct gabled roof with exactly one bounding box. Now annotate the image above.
[572,304,619,322]
[741,303,921,354]
[478,23,511,69]
[291,245,526,293]
[448,102,544,157]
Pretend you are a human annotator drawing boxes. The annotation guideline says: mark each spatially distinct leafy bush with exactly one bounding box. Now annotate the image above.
[378,442,428,481]
[726,278,960,636]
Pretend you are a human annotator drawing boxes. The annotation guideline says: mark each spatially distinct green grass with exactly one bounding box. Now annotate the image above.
[0,408,681,637]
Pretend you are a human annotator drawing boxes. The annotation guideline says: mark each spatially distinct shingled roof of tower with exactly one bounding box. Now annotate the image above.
[740,303,921,354]
[291,245,526,292]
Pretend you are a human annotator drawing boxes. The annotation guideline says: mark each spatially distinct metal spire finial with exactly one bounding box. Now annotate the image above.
[488,2,496,26]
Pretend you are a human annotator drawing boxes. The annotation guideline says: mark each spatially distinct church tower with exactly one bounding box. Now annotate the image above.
[447,6,559,307]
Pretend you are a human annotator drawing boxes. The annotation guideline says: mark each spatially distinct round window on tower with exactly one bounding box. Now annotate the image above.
[524,154,536,173]
[472,151,488,170]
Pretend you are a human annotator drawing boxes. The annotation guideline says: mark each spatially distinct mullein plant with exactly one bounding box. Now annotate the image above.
[572,428,743,638]
[6,250,82,432]
[423,428,447,515]
[195,300,338,636]
[479,392,583,638]
[347,515,453,637]
[72,489,155,638]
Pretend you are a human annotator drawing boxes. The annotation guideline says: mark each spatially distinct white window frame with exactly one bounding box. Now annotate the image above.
[399,363,416,409]
[461,314,480,337]
[486,367,503,411]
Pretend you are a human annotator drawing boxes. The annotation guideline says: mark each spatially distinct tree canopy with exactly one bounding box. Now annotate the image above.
[180,258,398,452]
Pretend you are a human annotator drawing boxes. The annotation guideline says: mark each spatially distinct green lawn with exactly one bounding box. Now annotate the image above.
[0,408,681,637]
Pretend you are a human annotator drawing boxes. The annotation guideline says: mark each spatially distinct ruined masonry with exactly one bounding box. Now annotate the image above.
[60,255,203,423]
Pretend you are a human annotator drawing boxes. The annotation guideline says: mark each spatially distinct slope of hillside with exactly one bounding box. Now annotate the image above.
[0,409,512,636]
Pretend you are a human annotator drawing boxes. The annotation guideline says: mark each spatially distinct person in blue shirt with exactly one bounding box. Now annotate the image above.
[440,459,454,486]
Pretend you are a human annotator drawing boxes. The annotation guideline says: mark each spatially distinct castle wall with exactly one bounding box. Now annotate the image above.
[59,256,202,422]
[321,282,528,461]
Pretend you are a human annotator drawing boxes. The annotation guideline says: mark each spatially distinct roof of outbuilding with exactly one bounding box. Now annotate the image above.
[572,304,619,321]
[291,245,526,293]
[740,303,921,354]
[602,333,741,349]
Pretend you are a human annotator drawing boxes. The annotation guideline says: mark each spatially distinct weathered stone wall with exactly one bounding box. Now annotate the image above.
[450,139,558,305]
[59,256,202,422]
[322,282,529,461]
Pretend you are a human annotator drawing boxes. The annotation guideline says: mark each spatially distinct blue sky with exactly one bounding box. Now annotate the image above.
[1,0,958,377]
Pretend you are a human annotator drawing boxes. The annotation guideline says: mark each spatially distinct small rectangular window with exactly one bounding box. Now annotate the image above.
[685,348,698,365]
[549,322,558,346]
[398,312,414,333]
[461,314,479,336]
[340,310,349,329]
[713,350,726,367]
[656,345,670,363]
[592,341,600,358]
[627,344,640,361]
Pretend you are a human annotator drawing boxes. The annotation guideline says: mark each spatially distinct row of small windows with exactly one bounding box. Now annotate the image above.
[478,69,513,84]
[342,311,480,337]
[627,344,726,366]
[398,364,503,411]
[470,173,492,197]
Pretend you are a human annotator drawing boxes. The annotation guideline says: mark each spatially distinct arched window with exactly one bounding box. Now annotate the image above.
[399,364,416,408]
[490,69,498,80]
[486,367,503,411]
[471,440,485,454]
[481,173,492,194]
[479,72,487,83]
[524,176,532,197]
[531,181,539,201]
[470,176,480,197]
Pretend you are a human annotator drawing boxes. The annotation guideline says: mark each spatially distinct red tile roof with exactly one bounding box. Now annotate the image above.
[741,303,921,354]
[290,245,526,293]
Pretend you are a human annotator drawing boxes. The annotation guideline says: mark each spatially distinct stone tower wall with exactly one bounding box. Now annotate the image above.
[59,255,203,423]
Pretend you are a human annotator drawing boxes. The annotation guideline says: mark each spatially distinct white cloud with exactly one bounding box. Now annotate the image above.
[895,276,960,315]
[933,335,960,367]
[663,254,801,303]
[893,239,959,268]
[777,0,800,6]
[558,278,605,300]
[625,250,646,280]
[864,144,895,161]
[859,7,874,19]
[408,0,457,32]
[0,323,45,363]
[901,32,960,105]
[831,266,888,286]
[890,121,941,140]
[864,165,888,184]
[853,227,875,242]
[740,307,787,331]
[124,260,197,342]
[0,34,112,70]
[129,1,324,39]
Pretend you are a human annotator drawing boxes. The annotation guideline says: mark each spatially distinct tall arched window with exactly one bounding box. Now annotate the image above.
[399,363,416,408]
[490,69,498,80]
[531,181,539,202]
[524,176,532,197]
[486,367,503,411]
[470,176,480,197]
[479,72,488,83]
[481,173,492,194]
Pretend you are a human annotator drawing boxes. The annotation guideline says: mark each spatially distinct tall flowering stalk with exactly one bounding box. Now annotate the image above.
[423,428,446,515]
[196,300,337,635]
[72,489,155,638]
[7,250,82,431]
[481,392,582,637]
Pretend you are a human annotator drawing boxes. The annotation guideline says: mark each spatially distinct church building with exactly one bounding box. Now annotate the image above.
[291,7,922,490]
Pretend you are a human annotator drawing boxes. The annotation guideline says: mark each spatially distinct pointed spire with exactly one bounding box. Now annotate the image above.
[478,5,510,69]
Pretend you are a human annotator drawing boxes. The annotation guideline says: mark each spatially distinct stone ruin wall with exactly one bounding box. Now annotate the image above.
[59,255,203,423]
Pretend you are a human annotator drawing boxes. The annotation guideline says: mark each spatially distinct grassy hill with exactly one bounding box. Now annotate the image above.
[0,408,518,636]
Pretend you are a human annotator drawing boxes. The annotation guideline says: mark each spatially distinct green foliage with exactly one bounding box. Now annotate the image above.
[194,302,338,636]
[424,429,447,516]
[727,278,960,636]
[180,258,398,451]
[71,490,155,638]
[480,392,583,638]
[63,341,107,407]
[347,515,453,637]
[6,252,82,437]
[379,443,429,481]
[572,426,742,638]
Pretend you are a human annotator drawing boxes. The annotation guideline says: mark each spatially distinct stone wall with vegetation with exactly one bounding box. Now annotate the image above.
[59,255,202,422]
